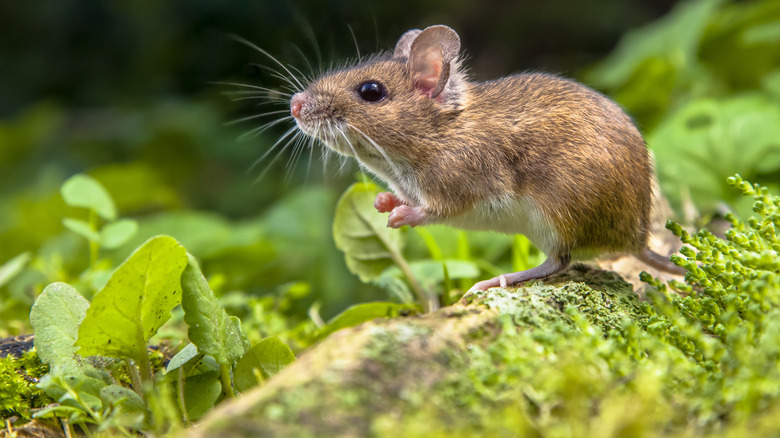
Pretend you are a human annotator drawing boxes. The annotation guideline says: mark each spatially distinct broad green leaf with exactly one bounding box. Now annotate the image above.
[76,236,188,362]
[587,0,722,88]
[333,182,405,282]
[181,254,248,366]
[62,218,100,242]
[99,219,138,249]
[166,343,199,374]
[61,173,117,220]
[316,302,412,340]
[100,384,147,430]
[182,371,222,421]
[30,282,89,367]
[0,252,31,288]
[650,94,780,212]
[234,337,296,392]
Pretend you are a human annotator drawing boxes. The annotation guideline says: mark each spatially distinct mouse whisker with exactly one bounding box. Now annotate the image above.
[238,116,294,140]
[347,123,403,180]
[347,24,362,64]
[215,81,293,98]
[228,34,307,91]
[289,43,316,80]
[226,110,292,126]
[249,127,301,184]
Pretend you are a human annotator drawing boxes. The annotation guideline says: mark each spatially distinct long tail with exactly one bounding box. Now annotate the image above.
[635,247,687,276]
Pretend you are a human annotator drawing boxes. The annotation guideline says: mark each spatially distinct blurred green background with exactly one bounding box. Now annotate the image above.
[1,0,778,337]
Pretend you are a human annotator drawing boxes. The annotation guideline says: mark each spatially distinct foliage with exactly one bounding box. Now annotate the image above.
[586,0,780,214]
[0,0,779,435]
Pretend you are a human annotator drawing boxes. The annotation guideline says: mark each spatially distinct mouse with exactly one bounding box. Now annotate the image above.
[286,24,685,292]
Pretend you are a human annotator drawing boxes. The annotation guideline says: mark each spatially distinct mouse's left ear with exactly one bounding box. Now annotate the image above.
[409,25,461,99]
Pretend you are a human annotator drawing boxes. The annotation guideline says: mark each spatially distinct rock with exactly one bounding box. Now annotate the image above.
[188,265,644,438]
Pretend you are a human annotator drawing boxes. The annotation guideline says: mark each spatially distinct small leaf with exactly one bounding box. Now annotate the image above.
[63,218,100,242]
[316,302,412,340]
[182,371,222,421]
[181,254,249,366]
[166,343,200,374]
[99,219,139,249]
[0,252,31,288]
[234,337,296,392]
[61,173,117,220]
[333,183,405,282]
[100,384,147,430]
[30,282,90,367]
[76,236,188,362]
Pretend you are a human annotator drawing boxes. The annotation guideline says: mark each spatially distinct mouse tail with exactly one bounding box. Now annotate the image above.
[635,247,687,276]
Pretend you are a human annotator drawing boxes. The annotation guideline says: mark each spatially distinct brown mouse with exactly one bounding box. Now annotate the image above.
[287,24,685,292]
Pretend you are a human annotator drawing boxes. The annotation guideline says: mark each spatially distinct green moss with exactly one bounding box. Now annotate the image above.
[0,350,49,420]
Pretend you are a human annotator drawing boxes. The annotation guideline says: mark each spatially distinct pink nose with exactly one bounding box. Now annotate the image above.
[291,93,304,118]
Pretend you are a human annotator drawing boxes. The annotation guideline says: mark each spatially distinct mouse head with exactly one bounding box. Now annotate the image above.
[289,25,465,178]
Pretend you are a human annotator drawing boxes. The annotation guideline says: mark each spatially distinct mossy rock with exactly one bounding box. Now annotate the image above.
[189,265,648,437]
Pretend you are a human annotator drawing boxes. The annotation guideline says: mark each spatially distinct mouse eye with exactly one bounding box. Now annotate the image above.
[356,81,387,102]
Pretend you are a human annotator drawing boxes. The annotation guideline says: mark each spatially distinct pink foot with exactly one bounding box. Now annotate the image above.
[374,192,404,213]
[388,205,427,228]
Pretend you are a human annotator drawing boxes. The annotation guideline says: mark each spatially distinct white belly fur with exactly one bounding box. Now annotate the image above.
[439,195,561,256]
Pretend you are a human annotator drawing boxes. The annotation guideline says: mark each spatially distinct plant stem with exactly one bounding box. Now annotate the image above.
[127,361,144,398]
[391,251,436,312]
[137,350,154,389]
[178,368,191,424]
[88,210,100,269]
[219,363,236,399]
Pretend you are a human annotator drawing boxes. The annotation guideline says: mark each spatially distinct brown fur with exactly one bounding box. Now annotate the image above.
[293,27,654,263]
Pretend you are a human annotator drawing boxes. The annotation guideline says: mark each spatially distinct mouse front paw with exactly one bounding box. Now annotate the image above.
[387,205,427,228]
[374,192,404,213]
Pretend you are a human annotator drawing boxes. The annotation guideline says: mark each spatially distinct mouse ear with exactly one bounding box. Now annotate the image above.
[408,25,461,99]
[394,29,422,58]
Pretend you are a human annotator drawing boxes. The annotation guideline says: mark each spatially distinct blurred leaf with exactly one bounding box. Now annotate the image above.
[30,282,89,367]
[99,384,147,430]
[315,302,412,340]
[333,183,405,283]
[234,337,296,392]
[99,219,138,250]
[588,0,722,88]
[36,362,112,420]
[61,174,117,221]
[62,218,100,242]
[182,371,222,421]
[76,236,188,362]
[0,252,31,288]
[166,343,200,374]
[650,94,780,210]
[181,254,249,366]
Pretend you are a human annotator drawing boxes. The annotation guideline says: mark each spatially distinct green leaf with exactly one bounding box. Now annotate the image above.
[62,218,100,242]
[36,363,112,417]
[166,343,200,374]
[182,371,222,421]
[75,236,188,362]
[316,302,412,340]
[100,384,147,430]
[333,182,405,282]
[61,173,117,220]
[181,254,248,366]
[99,219,138,249]
[0,252,31,288]
[30,282,90,367]
[234,337,296,392]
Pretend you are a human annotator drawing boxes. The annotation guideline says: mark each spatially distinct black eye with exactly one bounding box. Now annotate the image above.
[357,81,387,102]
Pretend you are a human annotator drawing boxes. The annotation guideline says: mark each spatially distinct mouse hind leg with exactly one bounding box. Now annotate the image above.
[468,254,570,292]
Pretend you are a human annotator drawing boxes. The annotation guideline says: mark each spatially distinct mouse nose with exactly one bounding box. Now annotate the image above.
[291,93,304,118]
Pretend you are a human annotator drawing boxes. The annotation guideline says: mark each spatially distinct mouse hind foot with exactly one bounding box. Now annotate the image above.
[468,255,570,293]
